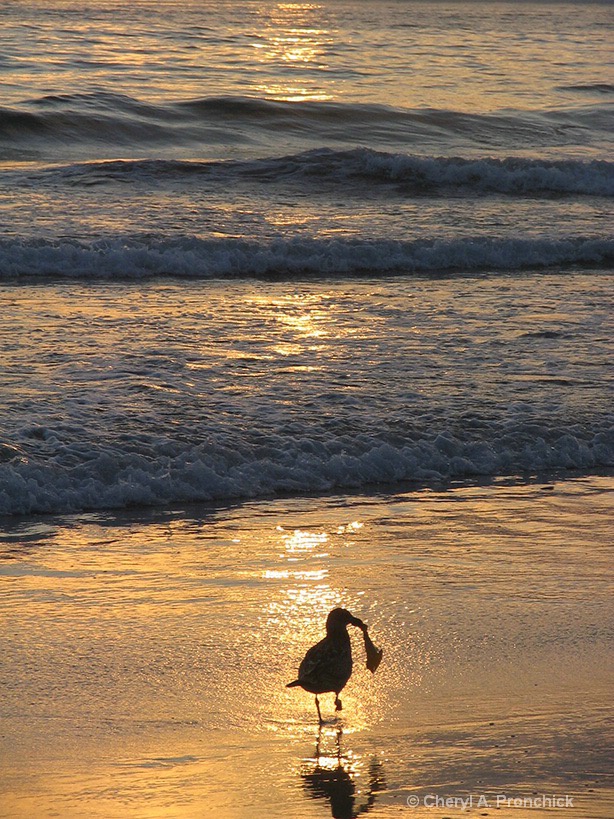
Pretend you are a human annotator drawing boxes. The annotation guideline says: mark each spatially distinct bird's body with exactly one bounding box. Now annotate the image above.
[287,607,369,722]
[291,624,353,696]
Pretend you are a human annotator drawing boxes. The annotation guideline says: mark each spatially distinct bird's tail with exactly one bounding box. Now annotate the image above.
[286,680,301,688]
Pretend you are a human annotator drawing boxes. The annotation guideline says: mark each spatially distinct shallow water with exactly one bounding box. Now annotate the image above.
[1,2,612,518]
[1,475,612,817]
[2,272,613,516]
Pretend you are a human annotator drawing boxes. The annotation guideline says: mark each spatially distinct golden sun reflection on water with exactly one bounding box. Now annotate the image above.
[252,3,332,101]
[257,522,389,735]
[2,479,613,816]
[299,725,386,817]
[249,292,336,354]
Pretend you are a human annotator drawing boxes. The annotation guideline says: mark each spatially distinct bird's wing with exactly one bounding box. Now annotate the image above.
[297,637,352,692]
[297,637,337,682]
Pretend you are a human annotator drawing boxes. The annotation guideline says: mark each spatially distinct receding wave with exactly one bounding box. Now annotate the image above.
[46,149,614,196]
[0,235,611,280]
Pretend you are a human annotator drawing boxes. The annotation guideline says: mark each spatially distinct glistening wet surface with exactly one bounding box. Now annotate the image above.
[1,475,612,817]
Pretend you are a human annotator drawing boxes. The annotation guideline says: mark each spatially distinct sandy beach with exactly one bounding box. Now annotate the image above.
[1,474,612,818]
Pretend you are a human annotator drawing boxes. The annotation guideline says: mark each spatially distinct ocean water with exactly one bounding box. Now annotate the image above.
[0,0,613,516]
[1,6,614,817]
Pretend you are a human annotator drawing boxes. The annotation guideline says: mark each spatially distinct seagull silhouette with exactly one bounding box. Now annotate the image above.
[287,607,381,723]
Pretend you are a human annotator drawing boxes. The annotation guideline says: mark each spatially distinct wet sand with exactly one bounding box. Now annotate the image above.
[1,475,612,818]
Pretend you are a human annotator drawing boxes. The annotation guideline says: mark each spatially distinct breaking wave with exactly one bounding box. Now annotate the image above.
[1,423,612,516]
[1,235,611,280]
[41,149,614,197]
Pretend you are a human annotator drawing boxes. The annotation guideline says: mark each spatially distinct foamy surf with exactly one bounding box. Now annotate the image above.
[1,423,612,516]
[1,235,612,280]
[28,149,614,197]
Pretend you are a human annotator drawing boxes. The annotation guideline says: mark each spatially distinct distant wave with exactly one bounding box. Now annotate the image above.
[1,235,612,280]
[1,421,612,516]
[44,149,614,197]
[558,83,614,94]
[1,93,612,153]
[0,99,173,145]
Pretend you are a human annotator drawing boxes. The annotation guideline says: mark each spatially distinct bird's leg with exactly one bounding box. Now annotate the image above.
[315,724,323,761]
[335,693,343,711]
[315,695,323,724]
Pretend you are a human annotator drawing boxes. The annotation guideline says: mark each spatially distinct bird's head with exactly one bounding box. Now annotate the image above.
[326,607,366,634]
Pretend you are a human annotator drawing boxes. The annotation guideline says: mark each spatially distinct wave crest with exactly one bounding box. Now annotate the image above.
[2,94,612,154]
[1,235,611,280]
[1,425,612,516]
[45,149,614,197]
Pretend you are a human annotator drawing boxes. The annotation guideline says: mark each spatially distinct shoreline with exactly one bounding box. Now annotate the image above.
[1,474,612,817]
[2,464,613,531]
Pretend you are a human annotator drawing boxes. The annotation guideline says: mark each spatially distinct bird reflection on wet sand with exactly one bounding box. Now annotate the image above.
[301,727,386,819]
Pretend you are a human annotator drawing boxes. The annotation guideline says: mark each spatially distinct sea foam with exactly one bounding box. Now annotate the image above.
[37,149,614,197]
[1,423,612,516]
[1,235,611,280]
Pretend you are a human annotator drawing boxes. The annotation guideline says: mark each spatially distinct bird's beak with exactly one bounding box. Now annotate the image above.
[350,616,367,630]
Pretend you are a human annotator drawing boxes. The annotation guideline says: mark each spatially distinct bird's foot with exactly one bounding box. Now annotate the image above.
[335,696,343,711]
